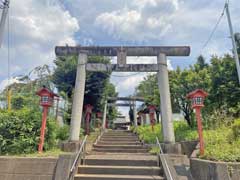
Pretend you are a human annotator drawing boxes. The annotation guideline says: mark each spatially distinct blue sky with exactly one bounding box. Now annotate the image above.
[0,0,239,115]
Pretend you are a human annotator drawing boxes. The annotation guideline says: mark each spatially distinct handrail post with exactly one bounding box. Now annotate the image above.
[83,141,86,165]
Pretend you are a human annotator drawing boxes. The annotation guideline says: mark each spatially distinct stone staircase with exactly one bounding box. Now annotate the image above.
[74,130,165,180]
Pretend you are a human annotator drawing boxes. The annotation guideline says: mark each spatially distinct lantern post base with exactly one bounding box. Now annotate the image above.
[60,141,82,152]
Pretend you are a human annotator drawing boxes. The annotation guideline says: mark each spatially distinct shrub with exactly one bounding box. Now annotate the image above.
[56,125,70,141]
[204,108,234,129]
[0,108,59,155]
[135,121,198,144]
[203,127,240,162]
[232,119,240,140]
[174,121,198,141]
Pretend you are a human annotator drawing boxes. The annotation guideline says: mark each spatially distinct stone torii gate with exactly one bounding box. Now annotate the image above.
[55,46,190,144]
[107,96,145,128]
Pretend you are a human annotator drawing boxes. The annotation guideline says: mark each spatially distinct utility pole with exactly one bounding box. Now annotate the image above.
[225,2,240,83]
[0,0,9,48]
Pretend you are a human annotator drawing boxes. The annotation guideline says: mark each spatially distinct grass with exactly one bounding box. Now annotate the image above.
[135,121,198,144]
[0,148,67,158]
[135,121,240,162]
[202,127,240,162]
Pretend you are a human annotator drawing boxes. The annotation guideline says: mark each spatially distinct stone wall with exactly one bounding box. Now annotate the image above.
[190,158,240,180]
[0,157,58,180]
[0,154,76,180]
[180,140,198,157]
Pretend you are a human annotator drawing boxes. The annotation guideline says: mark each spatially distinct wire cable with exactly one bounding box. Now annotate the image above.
[199,4,227,54]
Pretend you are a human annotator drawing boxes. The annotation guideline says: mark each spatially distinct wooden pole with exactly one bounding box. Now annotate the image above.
[38,106,48,153]
[195,107,204,155]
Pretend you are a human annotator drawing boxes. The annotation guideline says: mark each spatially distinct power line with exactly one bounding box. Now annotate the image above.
[199,3,226,54]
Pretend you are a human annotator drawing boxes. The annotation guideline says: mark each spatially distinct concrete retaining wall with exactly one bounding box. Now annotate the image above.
[180,141,198,157]
[0,157,58,180]
[190,158,240,180]
[0,154,77,180]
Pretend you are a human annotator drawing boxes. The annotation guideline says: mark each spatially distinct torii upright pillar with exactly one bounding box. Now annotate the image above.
[69,52,87,141]
[133,100,138,127]
[157,53,175,143]
[102,100,108,130]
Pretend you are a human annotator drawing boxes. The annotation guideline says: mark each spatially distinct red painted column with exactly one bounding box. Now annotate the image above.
[85,112,90,135]
[105,118,108,129]
[85,105,93,135]
[148,105,156,132]
[195,107,204,155]
[38,106,48,153]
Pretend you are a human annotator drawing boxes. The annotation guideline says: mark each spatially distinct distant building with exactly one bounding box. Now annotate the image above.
[113,116,131,130]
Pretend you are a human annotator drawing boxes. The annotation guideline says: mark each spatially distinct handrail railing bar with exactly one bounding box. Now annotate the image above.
[156,137,174,180]
[94,127,104,145]
[69,135,88,178]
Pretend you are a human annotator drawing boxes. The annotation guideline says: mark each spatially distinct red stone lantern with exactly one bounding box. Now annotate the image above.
[96,112,102,128]
[85,104,93,135]
[96,112,102,118]
[36,87,58,153]
[187,89,208,156]
[148,105,156,132]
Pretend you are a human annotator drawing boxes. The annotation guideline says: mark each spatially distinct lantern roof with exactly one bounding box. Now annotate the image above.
[186,89,208,99]
[36,87,59,98]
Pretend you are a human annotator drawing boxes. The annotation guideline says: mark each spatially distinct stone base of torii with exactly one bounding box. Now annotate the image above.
[55,46,190,153]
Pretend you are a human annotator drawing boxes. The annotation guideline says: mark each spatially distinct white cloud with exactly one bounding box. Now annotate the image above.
[0,77,21,91]
[0,0,79,81]
[95,0,179,41]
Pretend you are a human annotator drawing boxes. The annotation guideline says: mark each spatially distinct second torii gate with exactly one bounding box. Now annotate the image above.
[55,46,190,143]
[106,96,145,128]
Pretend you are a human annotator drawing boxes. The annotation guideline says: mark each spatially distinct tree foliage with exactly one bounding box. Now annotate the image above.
[136,54,240,127]
[52,55,118,121]
[0,108,59,155]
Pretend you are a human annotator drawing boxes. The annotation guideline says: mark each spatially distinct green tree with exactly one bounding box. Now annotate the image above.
[209,55,240,116]
[136,56,211,127]
[235,33,240,55]
[194,55,208,72]
[169,65,211,126]
[136,74,159,106]
[52,55,118,123]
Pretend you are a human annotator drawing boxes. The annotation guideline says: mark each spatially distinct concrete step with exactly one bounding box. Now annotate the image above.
[102,135,137,138]
[93,144,146,150]
[100,137,139,141]
[106,130,132,133]
[103,134,135,137]
[99,139,140,143]
[85,158,157,166]
[89,152,153,155]
[78,165,161,176]
[97,141,141,145]
[102,137,137,139]
[93,148,149,153]
[75,174,165,180]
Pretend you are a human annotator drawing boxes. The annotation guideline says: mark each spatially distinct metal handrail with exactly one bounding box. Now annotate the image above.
[156,137,174,180]
[68,135,88,180]
[94,127,104,145]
